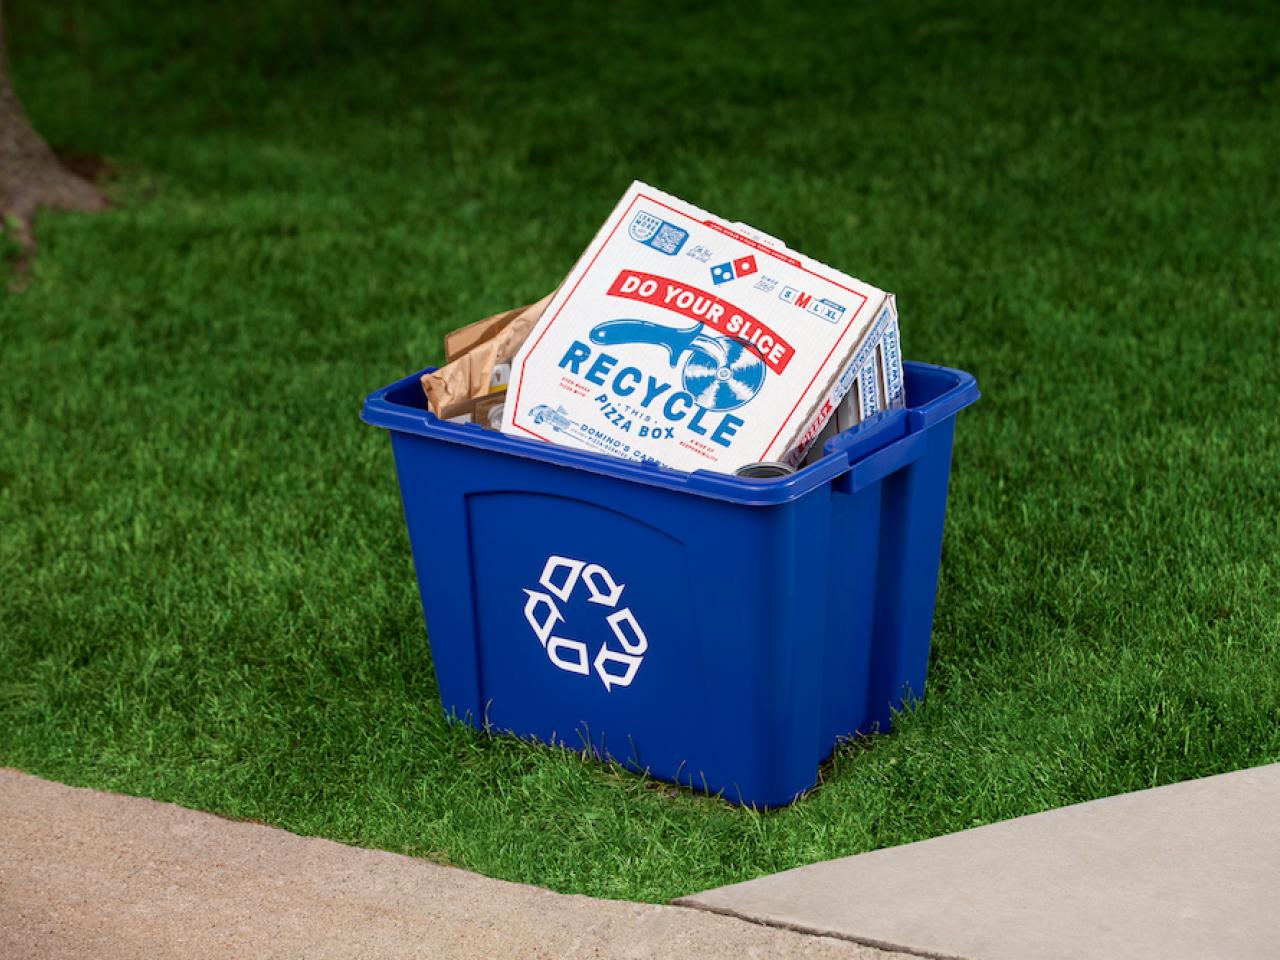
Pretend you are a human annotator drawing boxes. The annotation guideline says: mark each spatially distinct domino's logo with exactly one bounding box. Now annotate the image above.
[709,255,757,286]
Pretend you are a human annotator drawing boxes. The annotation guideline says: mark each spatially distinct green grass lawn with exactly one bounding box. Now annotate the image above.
[3,0,1279,902]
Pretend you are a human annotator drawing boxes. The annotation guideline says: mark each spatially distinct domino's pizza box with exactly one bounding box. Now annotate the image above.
[501,181,905,475]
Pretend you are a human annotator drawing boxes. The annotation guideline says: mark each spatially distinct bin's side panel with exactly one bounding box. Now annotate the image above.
[820,480,881,751]
[864,414,959,730]
[766,492,834,804]
[388,432,486,721]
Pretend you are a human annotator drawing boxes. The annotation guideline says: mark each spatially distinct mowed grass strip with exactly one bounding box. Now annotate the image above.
[1,0,1278,902]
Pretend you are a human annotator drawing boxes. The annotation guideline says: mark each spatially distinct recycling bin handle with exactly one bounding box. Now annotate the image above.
[826,409,908,462]
[827,409,927,495]
[844,431,928,493]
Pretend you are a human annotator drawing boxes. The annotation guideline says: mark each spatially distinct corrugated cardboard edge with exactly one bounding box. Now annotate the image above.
[781,294,896,466]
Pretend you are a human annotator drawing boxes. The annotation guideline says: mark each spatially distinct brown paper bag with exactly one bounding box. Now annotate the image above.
[436,394,506,430]
[444,305,526,362]
[421,294,553,416]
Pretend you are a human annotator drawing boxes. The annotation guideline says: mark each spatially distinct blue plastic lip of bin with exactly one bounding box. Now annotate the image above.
[360,360,978,506]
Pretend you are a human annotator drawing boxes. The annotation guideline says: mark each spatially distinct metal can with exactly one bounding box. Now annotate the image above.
[734,461,797,479]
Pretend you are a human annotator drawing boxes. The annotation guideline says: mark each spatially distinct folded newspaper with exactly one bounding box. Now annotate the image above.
[501,181,904,474]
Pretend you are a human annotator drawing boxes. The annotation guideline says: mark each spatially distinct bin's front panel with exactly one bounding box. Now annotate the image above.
[467,489,721,787]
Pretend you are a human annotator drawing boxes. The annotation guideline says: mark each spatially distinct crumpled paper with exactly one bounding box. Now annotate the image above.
[421,294,553,417]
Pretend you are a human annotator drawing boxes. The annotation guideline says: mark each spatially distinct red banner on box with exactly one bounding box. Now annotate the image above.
[606,270,793,373]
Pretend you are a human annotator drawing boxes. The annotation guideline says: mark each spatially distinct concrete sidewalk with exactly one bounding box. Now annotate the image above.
[680,764,1280,960]
[0,769,906,960]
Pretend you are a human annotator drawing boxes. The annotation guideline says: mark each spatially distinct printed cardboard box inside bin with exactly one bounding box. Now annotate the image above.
[502,181,905,475]
[421,295,552,426]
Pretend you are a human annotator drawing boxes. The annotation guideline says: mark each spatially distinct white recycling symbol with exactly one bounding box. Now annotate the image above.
[522,555,647,692]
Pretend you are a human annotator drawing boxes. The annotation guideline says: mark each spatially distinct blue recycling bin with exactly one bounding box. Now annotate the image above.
[362,361,978,807]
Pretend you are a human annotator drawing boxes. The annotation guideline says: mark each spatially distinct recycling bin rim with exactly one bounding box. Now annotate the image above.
[360,360,978,506]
